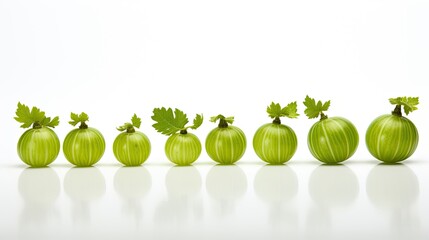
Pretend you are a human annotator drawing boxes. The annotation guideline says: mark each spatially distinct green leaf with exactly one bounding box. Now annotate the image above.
[267,102,282,119]
[47,117,60,128]
[224,116,234,124]
[210,114,234,124]
[282,102,299,118]
[69,112,89,126]
[14,102,33,128]
[322,101,330,111]
[117,125,127,132]
[152,107,189,135]
[30,106,45,124]
[210,114,235,128]
[267,102,299,119]
[389,97,419,115]
[303,95,330,119]
[14,102,59,128]
[190,114,203,130]
[131,114,141,128]
[117,114,141,132]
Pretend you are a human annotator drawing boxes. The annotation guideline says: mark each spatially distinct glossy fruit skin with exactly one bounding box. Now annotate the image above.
[205,126,247,164]
[165,133,201,166]
[308,117,359,164]
[366,114,418,163]
[113,131,151,166]
[253,123,297,164]
[63,127,106,167]
[17,127,60,167]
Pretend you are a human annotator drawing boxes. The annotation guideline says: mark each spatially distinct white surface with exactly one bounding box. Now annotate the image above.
[0,0,428,239]
[0,162,428,240]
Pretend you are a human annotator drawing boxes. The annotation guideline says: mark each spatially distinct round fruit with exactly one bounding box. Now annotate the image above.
[365,97,419,163]
[308,117,359,164]
[17,127,60,167]
[165,132,202,166]
[113,114,151,166]
[206,115,246,164]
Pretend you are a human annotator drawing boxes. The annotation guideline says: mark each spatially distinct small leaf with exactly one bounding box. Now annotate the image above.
[80,112,89,121]
[131,114,141,128]
[303,95,330,119]
[14,102,59,129]
[117,123,133,132]
[47,116,60,128]
[40,117,51,127]
[322,101,331,111]
[30,106,45,123]
[224,116,234,124]
[389,96,419,115]
[303,96,319,119]
[152,107,189,135]
[209,115,219,123]
[266,102,299,119]
[389,97,402,105]
[190,114,203,130]
[14,102,33,128]
[117,114,141,132]
[210,114,234,124]
[267,102,282,119]
[282,101,299,119]
[69,112,89,126]
[117,126,126,131]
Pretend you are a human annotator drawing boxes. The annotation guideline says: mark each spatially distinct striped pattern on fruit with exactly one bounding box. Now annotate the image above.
[17,127,60,167]
[113,132,151,166]
[366,114,418,163]
[253,123,297,164]
[205,126,247,164]
[63,127,106,167]
[307,117,359,164]
[165,133,202,166]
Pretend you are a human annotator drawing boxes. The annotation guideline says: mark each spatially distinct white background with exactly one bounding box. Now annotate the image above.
[0,0,428,239]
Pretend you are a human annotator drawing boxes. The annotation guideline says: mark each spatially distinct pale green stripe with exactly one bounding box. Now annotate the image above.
[308,117,358,164]
[165,133,201,165]
[113,132,151,166]
[366,114,418,163]
[206,126,246,164]
[253,123,297,164]
[63,127,105,167]
[17,128,60,167]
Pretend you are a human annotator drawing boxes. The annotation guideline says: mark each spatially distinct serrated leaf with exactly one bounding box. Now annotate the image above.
[47,116,60,128]
[389,97,402,105]
[267,102,282,119]
[69,113,79,124]
[210,115,234,125]
[30,106,45,123]
[267,102,299,119]
[303,95,330,119]
[117,114,141,132]
[131,114,141,128]
[389,96,419,115]
[69,112,89,126]
[14,102,59,128]
[80,112,89,121]
[303,96,320,119]
[190,114,203,130]
[152,107,189,135]
[40,117,51,127]
[322,101,330,111]
[14,102,33,128]
[282,101,299,119]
